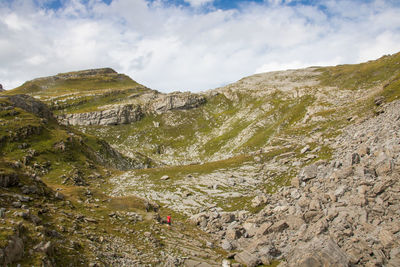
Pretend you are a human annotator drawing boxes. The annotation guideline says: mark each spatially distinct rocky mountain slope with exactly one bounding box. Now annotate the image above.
[191,98,400,266]
[1,51,400,266]
[0,94,220,266]
[7,68,206,126]
[70,54,399,167]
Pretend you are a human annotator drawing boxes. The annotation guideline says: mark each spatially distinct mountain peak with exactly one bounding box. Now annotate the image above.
[8,67,142,96]
[53,67,118,79]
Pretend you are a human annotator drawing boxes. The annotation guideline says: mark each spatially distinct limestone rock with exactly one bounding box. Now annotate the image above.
[189,213,208,226]
[57,104,143,126]
[160,175,170,181]
[149,92,206,114]
[286,215,305,230]
[6,94,54,120]
[221,239,234,251]
[226,228,242,240]
[269,220,289,233]
[220,212,235,223]
[251,195,268,208]
[351,153,360,165]
[299,164,318,182]
[0,173,19,187]
[34,241,54,256]
[286,236,349,267]
[301,145,310,154]
[55,192,65,200]
[291,177,300,188]
[57,91,206,126]
[379,229,396,249]
[243,222,258,237]
[234,250,261,267]
[2,235,24,265]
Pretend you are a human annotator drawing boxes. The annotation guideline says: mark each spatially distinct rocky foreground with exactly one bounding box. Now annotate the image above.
[190,99,400,266]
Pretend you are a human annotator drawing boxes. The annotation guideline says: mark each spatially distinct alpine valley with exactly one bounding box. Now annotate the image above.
[1,52,400,266]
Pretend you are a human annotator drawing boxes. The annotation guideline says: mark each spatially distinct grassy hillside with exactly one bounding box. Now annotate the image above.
[0,94,222,266]
[3,54,399,197]
[319,52,400,91]
[5,54,400,166]
[5,68,153,114]
[10,68,139,95]
[80,53,400,166]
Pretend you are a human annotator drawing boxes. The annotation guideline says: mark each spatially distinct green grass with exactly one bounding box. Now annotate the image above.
[381,72,400,102]
[318,52,400,90]
[50,86,149,114]
[2,68,152,116]
[240,94,314,151]
[9,69,140,95]
[79,90,316,164]
[0,95,150,180]
[132,154,252,183]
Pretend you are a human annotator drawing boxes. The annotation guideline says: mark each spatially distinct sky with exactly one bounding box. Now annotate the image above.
[1,0,400,92]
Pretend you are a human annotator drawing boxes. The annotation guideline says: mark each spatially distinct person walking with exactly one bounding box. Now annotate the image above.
[167,215,171,225]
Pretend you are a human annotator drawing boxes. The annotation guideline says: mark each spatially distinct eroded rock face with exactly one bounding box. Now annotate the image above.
[57,92,206,126]
[57,104,143,126]
[0,173,19,187]
[234,250,261,267]
[285,236,349,267]
[148,92,206,114]
[5,94,53,120]
[2,235,24,265]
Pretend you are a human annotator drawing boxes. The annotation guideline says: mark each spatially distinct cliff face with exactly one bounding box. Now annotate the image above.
[148,92,206,114]
[56,91,206,126]
[6,94,54,121]
[57,104,143,126]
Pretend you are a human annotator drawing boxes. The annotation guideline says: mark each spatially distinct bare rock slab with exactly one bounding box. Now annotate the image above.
[234,250,261,267]
[285,236,349,267]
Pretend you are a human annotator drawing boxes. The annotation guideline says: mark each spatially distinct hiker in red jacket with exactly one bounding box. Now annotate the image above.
[167,215,171,225]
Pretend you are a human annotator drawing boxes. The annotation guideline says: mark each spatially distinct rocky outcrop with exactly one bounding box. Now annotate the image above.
[56,67,117,78]
[90,140,153,170]
[191,99,400,266]
[57,92,206,126]
[147,92,206,114]
[0,173,19,187]
[0,223,27,266]
[1,235,24,265]
[57,104,143,126]
[284,236,350,267]
[5,94,54,120]
[26,68,120,88]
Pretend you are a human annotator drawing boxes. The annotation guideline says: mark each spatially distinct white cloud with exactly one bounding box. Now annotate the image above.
[0,0,400,91]
[184,0,214,7]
